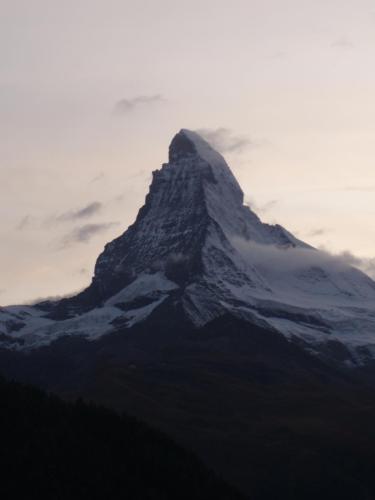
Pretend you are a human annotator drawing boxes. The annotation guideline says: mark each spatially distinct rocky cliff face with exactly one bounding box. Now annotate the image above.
[88,129,303,302]
[45,129,305,320]
[1,129,375,364]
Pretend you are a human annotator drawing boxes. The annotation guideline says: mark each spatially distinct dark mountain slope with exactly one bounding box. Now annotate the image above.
[0,375,244,500]
[2,314,375,498]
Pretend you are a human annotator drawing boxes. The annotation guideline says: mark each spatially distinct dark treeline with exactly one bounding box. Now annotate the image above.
[0,376,244,500]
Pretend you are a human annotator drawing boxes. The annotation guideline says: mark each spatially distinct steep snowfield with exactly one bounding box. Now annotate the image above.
[0,273,178,348]
[1,129,375,363]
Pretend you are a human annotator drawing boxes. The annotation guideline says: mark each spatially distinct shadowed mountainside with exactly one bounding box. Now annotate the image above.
[2,313,375,498]
[0,375,244,500]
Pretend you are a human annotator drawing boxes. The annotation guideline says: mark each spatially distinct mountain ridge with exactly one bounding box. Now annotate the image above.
[1,129,375,365]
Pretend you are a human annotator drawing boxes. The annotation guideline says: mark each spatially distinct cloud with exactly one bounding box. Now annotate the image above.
[231,237,375,279]
[114,94,164,115]
[27,289,86,305]
[17,204,104,234]
[55,202,102,223]
[77,267,88,275]
[196,128,253,154]
[364,260,375,279]
[332,250,375,279]
[342,185,375,192]
[16,215,34,231]
[90,172,105,183]
[331,37,354,50]
[245,197,279,215]
[312,185,375,193]
[61,222,118,247]
[268,51,287,60]
[306,228,329,237]
[232,238,347,274]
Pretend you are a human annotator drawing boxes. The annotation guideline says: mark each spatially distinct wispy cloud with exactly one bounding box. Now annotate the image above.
[114,94,164,115]
[55,202,102,223]
[268,51,287,60]
[27,289,86,305]
[90,172,105,183]
[75,267,88,276]
[16,215,34,231]
[342,185,375,192]
[17,203,104,233]
[61,222,118,247]
[331,250,375,279]
[331,37,354,50]
[306,228,329,238]
[245,197,279,215]
[232,237,375,280]
[196,128,253,154]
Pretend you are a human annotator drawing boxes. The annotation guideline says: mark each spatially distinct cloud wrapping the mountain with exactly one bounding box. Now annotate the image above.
[231,237,375,279]
[335,251,375,279]
[196,128,252,154]
[245,198,279,215]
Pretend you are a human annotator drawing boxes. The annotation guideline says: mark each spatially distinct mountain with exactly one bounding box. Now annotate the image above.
[2,314,375,499]
[3,130,375,498]
[1,129,375,365]
[0,376,244,500]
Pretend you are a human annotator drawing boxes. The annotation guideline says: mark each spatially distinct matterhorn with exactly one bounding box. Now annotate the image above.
[1,129,375,365]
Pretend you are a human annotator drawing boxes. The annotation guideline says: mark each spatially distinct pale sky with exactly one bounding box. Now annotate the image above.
[1,0,375,305]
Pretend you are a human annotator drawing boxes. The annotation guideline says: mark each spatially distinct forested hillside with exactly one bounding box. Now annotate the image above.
[0,376,243,500]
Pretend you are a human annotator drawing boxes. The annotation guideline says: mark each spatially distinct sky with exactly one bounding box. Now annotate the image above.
[1,0,375,305]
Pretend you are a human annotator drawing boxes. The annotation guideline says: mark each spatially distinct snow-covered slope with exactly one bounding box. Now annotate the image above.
[1,129,375,364]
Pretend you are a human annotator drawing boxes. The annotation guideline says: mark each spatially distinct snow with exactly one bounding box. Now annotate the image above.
[106,272,178,307]
[180,129,228,170]
[1,129,375,366]
[0,273,179,350]
[119,296,169,328]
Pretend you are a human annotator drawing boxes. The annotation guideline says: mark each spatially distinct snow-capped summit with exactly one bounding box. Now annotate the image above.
[80,129,305,309]
[169,129,227,165]
[1,129,375,364]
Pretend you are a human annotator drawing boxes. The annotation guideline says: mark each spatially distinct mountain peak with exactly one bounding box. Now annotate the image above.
[167,129,244,210]
[4,126,375,365]
[168,129,197,162]
[168,129,225,167]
